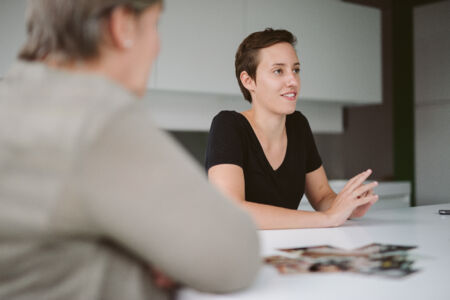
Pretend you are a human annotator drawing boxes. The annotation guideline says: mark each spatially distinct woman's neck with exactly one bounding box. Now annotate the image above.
[242,106,286,145]
[43,51,145,97]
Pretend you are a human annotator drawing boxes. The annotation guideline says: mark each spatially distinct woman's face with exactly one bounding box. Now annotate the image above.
[251,42,300,115]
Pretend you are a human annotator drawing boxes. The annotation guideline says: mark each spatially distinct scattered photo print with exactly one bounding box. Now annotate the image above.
[264,243,418,278]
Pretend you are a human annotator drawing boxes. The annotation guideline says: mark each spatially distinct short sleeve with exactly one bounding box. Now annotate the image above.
[301,113,322,173]
[205,111,245,170]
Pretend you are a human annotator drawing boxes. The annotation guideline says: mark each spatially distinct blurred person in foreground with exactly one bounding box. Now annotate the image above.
[0,0,260,299]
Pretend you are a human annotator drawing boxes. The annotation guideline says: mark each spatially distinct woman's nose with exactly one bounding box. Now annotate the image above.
[286,73,299,87]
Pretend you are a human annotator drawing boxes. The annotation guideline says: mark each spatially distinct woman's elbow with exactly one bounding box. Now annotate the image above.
[195,216,261,293]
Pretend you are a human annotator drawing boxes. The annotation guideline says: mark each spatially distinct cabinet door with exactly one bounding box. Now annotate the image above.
[0,0,27,78]
[246,0,381,104]
[154,0,246,95]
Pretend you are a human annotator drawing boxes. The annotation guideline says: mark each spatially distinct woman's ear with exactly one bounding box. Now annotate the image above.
[240,71,256,92]
[107,6,136,50]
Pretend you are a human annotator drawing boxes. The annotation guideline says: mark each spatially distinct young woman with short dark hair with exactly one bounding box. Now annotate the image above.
[206,28,378,230]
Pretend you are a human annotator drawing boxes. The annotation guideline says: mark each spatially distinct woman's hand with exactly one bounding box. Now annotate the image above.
[324,169,378,227]
[149,267,179,291]
[349,186,377,218]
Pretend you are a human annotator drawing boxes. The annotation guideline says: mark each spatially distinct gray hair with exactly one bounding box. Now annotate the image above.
[19,0,162,62]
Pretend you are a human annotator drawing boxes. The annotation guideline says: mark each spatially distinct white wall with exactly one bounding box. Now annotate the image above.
[244,0,381,104]
[0,0,346,133]
[152,0,381,104]
[414,1,450,205]
[0,0,381,133]
[142,90,343,133]
[0,0,27,78]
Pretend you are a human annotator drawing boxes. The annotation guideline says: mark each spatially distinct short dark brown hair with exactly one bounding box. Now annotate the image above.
[235,28,297,102]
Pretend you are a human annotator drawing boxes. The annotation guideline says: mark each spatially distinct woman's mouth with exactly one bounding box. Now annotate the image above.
[281,92,297,101]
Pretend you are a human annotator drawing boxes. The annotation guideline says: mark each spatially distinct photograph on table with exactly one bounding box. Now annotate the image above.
[264,243,418,278]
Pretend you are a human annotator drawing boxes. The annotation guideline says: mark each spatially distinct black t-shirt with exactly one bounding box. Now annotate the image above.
[205,110,322,209]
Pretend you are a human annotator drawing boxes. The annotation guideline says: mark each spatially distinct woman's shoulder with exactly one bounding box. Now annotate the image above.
[213,110,241,122]
[211,110,246,130]
[287,110,309,126]
[210,109,241,128]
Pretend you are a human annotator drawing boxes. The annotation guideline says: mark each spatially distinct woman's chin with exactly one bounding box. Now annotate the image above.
[280,103,297,115]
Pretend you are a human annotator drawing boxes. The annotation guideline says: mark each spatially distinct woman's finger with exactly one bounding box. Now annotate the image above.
[343,169,372,195]
[344,169,369,189]
[356,194,378,207]
[348,169,373,192]
[353,181,378,199]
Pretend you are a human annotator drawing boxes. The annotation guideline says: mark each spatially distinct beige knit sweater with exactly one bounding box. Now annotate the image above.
[0,61,260,300]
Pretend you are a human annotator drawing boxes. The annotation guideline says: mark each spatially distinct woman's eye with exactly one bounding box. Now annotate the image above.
[274,69,282,75]
[293,68,300,74]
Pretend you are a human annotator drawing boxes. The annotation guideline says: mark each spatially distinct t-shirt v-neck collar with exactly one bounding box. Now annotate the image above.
[235,111,289,173]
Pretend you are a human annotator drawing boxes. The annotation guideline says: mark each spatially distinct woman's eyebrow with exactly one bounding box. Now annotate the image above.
[271,62,300,67]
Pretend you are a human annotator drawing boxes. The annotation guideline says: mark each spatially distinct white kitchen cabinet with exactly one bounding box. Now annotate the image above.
[154,0,381,104]
[0,0,27,78]
[154,0,246,94]
[245,0,382,104]
[143,89,344,132]
[1,0,382,106]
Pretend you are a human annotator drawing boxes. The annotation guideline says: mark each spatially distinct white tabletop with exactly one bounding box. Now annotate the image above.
[179,203,450,300]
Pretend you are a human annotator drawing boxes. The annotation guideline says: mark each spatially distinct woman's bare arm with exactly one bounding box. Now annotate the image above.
[208,164,378,229]
[305,166,378,219]
[304,166,337,211]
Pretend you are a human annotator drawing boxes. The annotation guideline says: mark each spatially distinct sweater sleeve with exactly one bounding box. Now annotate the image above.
[68,103,260,293]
